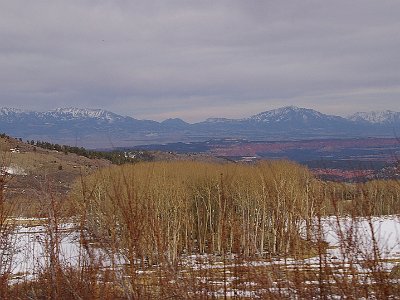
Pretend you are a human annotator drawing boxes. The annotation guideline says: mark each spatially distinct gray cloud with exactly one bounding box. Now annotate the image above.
[0,0,399,122]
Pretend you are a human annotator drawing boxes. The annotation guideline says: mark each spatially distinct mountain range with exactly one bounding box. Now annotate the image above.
[1,106,399,148]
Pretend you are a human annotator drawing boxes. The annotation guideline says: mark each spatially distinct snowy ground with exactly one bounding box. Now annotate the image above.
[1,164,27,176]
[1,215,399,297]
[318,215,400,264]
[2,221,81,281]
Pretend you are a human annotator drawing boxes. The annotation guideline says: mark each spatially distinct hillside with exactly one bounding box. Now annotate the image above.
[0,135,113,215]
[0,134,231,215]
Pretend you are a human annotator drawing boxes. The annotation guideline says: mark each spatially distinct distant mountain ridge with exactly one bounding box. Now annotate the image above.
[45,108,123,121]
[0,106,399,148]
[246,106,344,123]
[348,110,400,124]
[0,107,125,122]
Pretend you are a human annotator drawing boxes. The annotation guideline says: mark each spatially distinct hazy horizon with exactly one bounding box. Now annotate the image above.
[1,104,399,123]
[1,1,399,122]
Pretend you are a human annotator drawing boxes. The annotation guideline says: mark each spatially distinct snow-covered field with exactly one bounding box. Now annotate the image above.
[1,221,81,281]
[1,215,400,297]
[319,215,400,261]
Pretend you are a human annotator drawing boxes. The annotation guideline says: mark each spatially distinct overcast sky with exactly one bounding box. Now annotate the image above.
[0,1,399,122]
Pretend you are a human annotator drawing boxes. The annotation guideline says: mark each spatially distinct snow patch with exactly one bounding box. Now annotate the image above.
[2,165,27,176]
[348,110,400,124]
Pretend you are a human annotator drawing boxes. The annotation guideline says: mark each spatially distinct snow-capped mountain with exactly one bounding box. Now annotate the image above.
[348,110,400,124]
[246,106,346,124]
[0,107,133,122]
[0,107,27,115]
[0,107,126,122]
[44,108,124,122]
[0,106,399,148]
[0,108,33,121]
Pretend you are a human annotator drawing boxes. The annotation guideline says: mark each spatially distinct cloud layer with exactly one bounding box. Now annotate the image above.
[1,1,399,121]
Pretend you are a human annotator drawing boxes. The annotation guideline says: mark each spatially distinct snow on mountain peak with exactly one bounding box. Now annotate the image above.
[0,107,124,122]
[348,110,400,124]
[47,108,121,121]
[0,107,28,115]
[246,106,332,123]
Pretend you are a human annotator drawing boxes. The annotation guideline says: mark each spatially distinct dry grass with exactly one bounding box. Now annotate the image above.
[1,155,400,298]
[0,136,111,217]
[72,160,317,259]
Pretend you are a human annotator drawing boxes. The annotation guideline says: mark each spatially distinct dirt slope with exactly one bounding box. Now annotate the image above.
[1,136,112,210]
